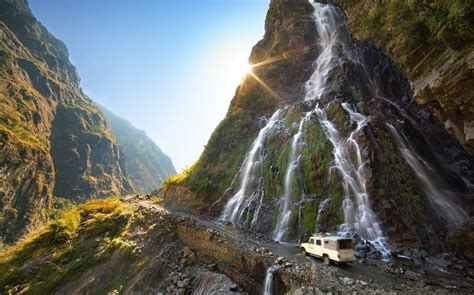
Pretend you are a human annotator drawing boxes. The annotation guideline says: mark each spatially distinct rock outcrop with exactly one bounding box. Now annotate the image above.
[0,0,132,243]
[97,104,176,194]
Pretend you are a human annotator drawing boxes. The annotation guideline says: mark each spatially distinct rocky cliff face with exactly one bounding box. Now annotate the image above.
[0,0,132,243]
[161,0,473,255]
[98,104,176,194]
[332,0,474,152]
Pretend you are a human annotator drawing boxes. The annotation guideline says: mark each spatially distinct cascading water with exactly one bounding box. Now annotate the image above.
[271,2,346,242]
[220,109,283,227]
[263,265,280,295]
[387,123,469,230]
[316,103,389,256]
[305,1,389,256]
[273,111,312,242]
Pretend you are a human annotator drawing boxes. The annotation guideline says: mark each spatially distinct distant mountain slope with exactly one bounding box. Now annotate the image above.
[0,0,132,243]
[98,105,176,194]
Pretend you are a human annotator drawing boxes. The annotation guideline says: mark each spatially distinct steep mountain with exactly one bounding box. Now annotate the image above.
[160,0,474,256]
[0,0,132,243]
[97,104,176,194]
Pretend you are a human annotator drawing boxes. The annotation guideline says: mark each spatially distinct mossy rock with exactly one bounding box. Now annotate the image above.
[448,218,474,260]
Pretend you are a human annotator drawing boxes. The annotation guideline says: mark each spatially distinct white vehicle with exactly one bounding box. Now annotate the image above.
[300,234,356,265]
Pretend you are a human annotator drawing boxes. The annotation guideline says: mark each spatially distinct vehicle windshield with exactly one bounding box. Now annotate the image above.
[338,239,353,249]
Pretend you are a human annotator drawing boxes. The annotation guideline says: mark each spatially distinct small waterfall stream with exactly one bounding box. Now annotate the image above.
[387,123,468,229]
[221,109,283,226]
[263,265,280,295]
[273,112,312,242]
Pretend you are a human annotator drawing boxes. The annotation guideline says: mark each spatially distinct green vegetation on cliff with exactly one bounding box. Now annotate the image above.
[356,0,473,51]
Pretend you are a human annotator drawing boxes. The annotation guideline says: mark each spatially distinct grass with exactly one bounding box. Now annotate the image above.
[0,110,47,150]
[0,197,135,293]
[150,197,163,204]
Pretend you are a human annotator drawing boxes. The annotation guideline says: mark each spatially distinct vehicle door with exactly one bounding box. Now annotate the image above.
[308,237,315,253]
[314,238,322,256]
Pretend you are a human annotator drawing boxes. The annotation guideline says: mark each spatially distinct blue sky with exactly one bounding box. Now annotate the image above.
[29,0,270,171]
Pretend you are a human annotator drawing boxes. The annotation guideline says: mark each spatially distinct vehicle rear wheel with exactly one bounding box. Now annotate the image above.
[301,248,307,257]
[323,255,330,265]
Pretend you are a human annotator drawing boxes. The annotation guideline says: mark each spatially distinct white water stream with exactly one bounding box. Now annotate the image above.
[263,265,280,295]
[315,197,331,232]
[221,109,283,227]
[387,123,468,230]
[273,111,312,242]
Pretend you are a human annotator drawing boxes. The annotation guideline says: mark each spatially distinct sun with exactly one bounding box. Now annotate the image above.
[239,62,253,77]
[224,57,253,82]
[207,41,255,85]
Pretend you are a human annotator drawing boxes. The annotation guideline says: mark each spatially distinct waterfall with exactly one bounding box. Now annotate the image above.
[305,1,389,256]
[387,123,468,230]
[251,187,265,229]
[273,111,312,242]
[272,1,345,242]
[315,103,389,256]
[304,1,344,103]
[220,109,283,227]
[263,265,280,295]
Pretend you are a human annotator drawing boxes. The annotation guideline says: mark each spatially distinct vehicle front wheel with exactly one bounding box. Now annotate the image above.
[323,255,330,265]
[301,248,307,257]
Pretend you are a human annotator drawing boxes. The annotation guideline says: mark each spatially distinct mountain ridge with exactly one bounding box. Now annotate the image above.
[97,104,176,194]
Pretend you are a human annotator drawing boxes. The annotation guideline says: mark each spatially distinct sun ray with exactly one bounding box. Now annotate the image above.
[242,42,320,100]
[248,70,281,100]
[252,42,320,69]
